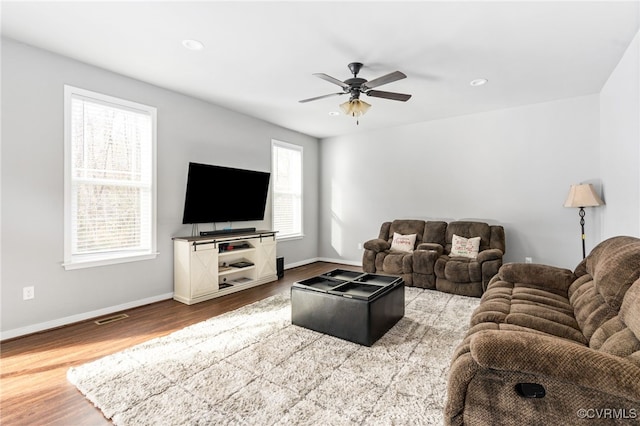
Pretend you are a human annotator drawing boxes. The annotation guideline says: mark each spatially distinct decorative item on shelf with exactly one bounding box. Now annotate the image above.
[228,277,252,285]
[229,260,254,268]
[564,183,605,258]
[218,263,233,272]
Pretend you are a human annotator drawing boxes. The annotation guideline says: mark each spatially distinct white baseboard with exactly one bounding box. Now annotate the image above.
[283,257,320,269]
[317,257,363,267]
[1,292,174,341]
[284,257,362,270]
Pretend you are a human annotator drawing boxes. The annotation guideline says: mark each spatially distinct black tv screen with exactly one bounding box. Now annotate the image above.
[182,162,270,224]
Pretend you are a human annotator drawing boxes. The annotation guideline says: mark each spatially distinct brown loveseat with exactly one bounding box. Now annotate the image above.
[362,219,505,297]
[445,236,640,425]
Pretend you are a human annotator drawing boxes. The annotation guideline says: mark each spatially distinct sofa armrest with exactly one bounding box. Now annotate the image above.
[476,248,503,263]
[363,238,390,252]
[413,248,440,275]
[416,243,443,256]
[469,330,640,401]
[495,263,575,293]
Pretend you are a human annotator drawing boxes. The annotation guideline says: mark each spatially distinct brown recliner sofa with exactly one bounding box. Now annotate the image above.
[445,235,640,425]
[362,219,505,296]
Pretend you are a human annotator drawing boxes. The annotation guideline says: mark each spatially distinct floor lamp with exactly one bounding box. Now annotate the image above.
[564,183,605,259]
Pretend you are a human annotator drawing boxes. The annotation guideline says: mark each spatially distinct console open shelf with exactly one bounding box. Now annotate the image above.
[218,265,256,276]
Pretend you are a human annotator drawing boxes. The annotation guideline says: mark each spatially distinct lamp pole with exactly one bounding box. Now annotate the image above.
[578,207,586,259]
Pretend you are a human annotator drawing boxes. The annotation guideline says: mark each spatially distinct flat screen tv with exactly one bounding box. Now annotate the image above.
[182,162,270,224]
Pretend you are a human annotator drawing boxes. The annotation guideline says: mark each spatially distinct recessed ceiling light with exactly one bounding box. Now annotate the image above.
[328,111,340,116]
[470,78,488,87]
[182,39,204,51]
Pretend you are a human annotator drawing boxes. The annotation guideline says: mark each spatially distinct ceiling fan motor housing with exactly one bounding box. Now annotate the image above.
[346,63,366,99]
[348,62,364,76]
[344,77,367,99]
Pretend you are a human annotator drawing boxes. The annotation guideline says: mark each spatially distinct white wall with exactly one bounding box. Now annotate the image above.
[600,30,640,238]
[0,39,319,337]
[319,95,602,270]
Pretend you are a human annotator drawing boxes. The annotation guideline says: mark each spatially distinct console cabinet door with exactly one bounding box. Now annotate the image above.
[256,238,277,280]
[189,243,219,297]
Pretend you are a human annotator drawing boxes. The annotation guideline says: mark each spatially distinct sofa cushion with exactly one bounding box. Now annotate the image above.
[388,220,425,246]
[436,256,482,283]
[475,278,587,345]
[570,236,640,344]
[587,236,640,311]
[423,221,447,246]
[589,278,640,364]
[390,232,416,253]
[496,263,575,295]
[382,252,410,275]
[620,278,640,343]
[450,234,481,258]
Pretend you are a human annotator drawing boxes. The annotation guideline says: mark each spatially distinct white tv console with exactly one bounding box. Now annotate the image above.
[172,230,277,305]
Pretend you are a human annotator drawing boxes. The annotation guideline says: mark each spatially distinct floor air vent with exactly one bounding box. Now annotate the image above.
[94,314,129,325]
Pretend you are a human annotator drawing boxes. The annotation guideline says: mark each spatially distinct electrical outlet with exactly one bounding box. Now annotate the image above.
[525,257,533,264]
[23,286,35,300]
[357,243,363,250]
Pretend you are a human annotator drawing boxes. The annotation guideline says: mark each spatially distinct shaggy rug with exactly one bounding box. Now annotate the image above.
[68,287,479,425]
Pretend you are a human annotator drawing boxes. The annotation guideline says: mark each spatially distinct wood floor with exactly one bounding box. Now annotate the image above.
[1,262,361,425]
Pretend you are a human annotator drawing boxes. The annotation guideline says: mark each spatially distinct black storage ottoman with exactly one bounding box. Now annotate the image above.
[291,270,404,346]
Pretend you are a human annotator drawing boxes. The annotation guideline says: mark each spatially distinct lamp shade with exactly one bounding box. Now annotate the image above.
[339,99,371,117]
[563,183,605,208]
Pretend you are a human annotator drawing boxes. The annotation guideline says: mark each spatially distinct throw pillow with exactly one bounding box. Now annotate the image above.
[390,232,416,253]
[450,234,481,259]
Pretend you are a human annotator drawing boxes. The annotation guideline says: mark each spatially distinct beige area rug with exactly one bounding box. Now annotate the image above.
[68,287,479,425]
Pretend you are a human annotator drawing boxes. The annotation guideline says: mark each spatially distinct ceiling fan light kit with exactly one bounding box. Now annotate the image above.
[300,62,411,124]
[340,99,371,124]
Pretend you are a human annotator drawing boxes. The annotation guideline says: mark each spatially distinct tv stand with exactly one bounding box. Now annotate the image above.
[200,227,256,237]
[172,230,277,305]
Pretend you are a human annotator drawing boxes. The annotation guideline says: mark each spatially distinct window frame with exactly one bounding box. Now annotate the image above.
[271,139,304,241]
[63,85,158,270]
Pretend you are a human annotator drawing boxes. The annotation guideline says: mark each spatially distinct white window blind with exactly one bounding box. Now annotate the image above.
[64,86,157,269]
[272,140,303,239]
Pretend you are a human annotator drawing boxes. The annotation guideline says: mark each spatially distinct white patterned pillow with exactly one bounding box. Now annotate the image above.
[450,234,481,259]
[390,232,416,253]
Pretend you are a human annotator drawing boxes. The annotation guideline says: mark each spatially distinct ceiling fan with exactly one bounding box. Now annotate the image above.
[299,62,412,104]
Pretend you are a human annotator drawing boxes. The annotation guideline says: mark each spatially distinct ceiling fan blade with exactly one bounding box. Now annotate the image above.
[313,73,350,89]
[362,71,407,90]
[299,92,345,103]
[366,90,412,102]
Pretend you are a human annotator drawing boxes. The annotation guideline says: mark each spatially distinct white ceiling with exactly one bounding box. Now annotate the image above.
[2,1,639,139]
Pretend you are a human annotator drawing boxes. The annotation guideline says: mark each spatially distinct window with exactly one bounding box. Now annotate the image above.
[271,140,303,239]
[63,86,157,270]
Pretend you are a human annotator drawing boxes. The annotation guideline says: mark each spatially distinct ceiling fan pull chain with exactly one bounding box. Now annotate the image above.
[350,111,359,125]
